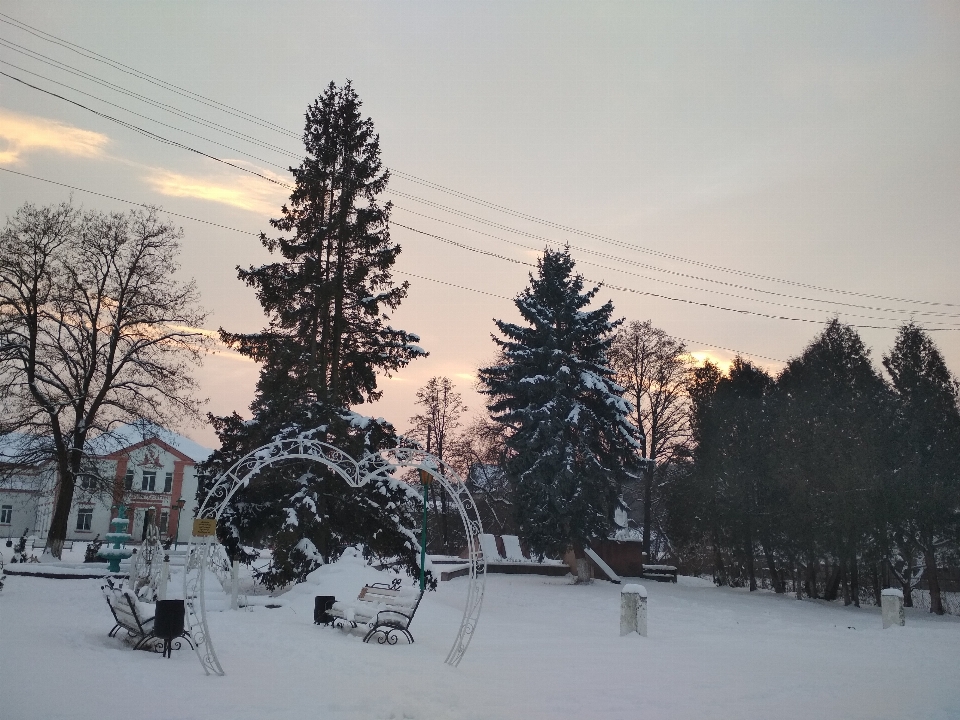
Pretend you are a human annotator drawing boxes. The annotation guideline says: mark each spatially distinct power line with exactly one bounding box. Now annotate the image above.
[7,67,957,333]
[0,166,260,236]
[0,11,300,139]
[1,12,955,310]
[0,58,301,171]
[392,205,960,321]
[1,166,792,365]
[0,70,294,190]
[391,223,958,332]
[0,35,297,156]
[398,270,787,363]
[2,66,953,336]
[8,51,937,322]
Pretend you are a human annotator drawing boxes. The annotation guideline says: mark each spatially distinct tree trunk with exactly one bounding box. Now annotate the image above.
[841,559,852,606]
[712,530,727,586]
[886,556,914,608]
[806,551,818,599]
[872,563,881,607]
[45,450,81,560]
[746,542,757,592]
[824,563,841,601]
[850,554,860,608]
[440,485,449,552]
[761,540,784,593]
[923,546,944,615]
[642,461,654,559]
[573,545,591,584]
[902,548,914,608]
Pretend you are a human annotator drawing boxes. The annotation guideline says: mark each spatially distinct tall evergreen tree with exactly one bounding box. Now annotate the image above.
[203,82,428,588]
[883,324,960,615]
[479,248,642,581]
[771,320,889,606]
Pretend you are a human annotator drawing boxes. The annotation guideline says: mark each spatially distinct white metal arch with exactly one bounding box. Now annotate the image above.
[184,438,486,675]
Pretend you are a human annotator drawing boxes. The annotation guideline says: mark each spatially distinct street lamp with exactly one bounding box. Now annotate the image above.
[171,497,186,550]
[418,468,432,592]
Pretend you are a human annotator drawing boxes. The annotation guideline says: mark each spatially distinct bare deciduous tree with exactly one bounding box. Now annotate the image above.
[407,376,467,551]
[609,320,693,559]
[0,202,209,558]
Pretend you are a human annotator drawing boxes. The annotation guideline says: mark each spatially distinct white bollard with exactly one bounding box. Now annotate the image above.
[621,584,648,637]
[231,560,240,610]
[157,555,170,601]
[881,588,905,628]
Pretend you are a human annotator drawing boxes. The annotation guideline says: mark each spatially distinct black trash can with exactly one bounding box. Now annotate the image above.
[154,599,185,658]
[314,595,336,625]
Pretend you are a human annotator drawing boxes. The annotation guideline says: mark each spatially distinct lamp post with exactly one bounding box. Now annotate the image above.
[418,468,432,592]
[171,497,186,550]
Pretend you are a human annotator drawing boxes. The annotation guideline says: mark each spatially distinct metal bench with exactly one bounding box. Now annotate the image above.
[30,539,74,551]
[641,564,678,583]
[327,579,425,644]
[101,579,193,652]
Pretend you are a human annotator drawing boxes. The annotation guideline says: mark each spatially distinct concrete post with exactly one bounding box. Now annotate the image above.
[157,555,170,601]
[621,584,648,636]
[881,588,905,628]
[231,560,240,610]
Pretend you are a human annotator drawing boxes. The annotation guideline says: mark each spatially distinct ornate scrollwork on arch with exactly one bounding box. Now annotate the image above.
[184,440,486,676]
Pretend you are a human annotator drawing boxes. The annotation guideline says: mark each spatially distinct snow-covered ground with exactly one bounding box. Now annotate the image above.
[2,548,959,720]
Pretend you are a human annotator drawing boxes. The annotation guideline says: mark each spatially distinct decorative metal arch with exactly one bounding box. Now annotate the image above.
[184,438,486,675]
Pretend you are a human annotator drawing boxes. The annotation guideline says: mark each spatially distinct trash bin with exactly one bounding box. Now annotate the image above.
[154,599,186,658]
[314,595,336,625]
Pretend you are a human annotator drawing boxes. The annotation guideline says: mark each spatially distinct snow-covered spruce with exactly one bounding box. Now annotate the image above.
[200,405,433,591]
[479,247,643,581]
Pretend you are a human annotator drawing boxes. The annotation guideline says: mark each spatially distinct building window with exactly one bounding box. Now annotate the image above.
[78,474,95,490]
[124,470,134,491]
[0,505,11,524]
[159,510,169,534]
[76,508,93,531]
[141,471,156,492]
[163,472,173,493]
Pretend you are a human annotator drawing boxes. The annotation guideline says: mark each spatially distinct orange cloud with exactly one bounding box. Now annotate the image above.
[0,109,109,164]
[145,167,287,215]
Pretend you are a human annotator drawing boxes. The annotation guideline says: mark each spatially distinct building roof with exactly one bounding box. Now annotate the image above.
[88,424,212,463]
[0,424,212,467]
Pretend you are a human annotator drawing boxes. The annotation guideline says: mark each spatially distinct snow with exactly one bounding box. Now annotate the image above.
[881,588,904,598]
[2,545,959,719]
[621,583,647,597]
[479,533,503,561]
[87,423,213,462]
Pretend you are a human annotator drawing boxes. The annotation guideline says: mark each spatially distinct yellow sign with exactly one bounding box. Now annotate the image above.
[192,518,217,537]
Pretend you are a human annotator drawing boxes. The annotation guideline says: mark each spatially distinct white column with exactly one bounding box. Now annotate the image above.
[157,555,170,601]
[231,560,240,610]
[881,588,905,628]
[621,584,648,636]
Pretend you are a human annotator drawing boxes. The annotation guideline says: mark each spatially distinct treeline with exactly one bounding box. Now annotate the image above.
[665,320,960,614]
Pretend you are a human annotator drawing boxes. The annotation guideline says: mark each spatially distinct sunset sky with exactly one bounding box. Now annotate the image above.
[2,1,958,447]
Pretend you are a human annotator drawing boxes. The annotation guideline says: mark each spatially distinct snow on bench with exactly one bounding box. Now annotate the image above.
[101,579,194,652]
[327,579,425,644]
[479,533,504,561]
[102,580,157,650]
[501,535,526,562]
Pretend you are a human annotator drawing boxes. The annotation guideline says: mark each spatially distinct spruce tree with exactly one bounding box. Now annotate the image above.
[883,324,960,614]
[478,248,642,581]
[771,320,889,606]
[203,82,428,588]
